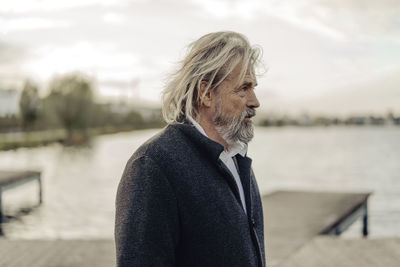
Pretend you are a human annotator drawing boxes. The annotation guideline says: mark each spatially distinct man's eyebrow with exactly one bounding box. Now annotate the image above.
[241,81,258,87]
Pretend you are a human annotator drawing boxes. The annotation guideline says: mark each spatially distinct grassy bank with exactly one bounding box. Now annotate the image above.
[0,125,159,150]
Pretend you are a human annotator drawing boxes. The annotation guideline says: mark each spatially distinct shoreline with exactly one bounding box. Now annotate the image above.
[0,125,162,150]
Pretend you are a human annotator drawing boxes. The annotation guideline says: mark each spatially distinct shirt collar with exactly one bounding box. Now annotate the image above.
[187,115,248,158]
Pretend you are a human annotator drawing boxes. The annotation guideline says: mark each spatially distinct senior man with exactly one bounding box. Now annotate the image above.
[115,31,265,267]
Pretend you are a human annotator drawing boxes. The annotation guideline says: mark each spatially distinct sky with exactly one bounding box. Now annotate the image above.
[1,0,399,115]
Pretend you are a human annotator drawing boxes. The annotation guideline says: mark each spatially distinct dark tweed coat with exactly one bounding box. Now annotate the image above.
[115,122,265,267]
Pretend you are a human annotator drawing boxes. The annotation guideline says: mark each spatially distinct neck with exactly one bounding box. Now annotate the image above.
[195,115,229,150]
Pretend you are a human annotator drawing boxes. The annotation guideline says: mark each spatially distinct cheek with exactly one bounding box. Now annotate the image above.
[218,91,246,113]
[229,97,247,113]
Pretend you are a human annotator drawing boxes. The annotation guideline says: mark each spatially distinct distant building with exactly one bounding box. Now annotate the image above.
[0,89,20,117]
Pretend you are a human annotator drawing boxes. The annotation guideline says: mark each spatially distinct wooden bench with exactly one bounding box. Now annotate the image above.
[263,190,371,266]
[0,171,42,230]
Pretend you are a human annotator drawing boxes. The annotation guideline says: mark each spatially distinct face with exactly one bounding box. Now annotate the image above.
[212,63,260,146]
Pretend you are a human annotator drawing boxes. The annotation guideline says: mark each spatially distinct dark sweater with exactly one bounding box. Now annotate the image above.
[115,122,265,267]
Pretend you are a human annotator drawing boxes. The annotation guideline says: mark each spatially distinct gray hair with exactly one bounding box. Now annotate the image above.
[162,31,262,123]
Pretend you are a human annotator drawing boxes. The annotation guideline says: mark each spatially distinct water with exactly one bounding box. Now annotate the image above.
[0,126,399,239]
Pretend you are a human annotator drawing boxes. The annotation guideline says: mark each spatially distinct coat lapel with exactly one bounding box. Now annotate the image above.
[216,159,243,210]
[235,154,253,220]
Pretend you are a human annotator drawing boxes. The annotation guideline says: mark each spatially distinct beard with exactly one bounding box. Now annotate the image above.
[212,98,256,147]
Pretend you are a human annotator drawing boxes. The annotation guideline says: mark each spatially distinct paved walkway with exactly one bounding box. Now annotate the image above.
[0,190,374,267]
[279,237,400,267]
[0,239,115,267]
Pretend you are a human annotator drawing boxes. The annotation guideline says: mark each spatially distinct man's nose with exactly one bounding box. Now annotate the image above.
[247,89,260,109]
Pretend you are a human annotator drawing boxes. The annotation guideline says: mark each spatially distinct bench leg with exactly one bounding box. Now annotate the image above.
[0,190,3,235]
[362,204,368,237]
[38,177,43,204]
[0,190,2,224]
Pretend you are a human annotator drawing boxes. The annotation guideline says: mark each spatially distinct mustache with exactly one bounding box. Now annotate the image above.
[246,108,256,117]
[241,108,256,119]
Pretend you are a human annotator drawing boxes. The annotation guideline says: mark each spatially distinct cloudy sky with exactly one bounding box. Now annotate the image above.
[1,0,399,114]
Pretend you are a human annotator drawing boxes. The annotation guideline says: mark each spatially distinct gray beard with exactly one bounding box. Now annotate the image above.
[212,100,255,147]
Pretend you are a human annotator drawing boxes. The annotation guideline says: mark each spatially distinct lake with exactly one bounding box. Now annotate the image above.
[0,126,399,239]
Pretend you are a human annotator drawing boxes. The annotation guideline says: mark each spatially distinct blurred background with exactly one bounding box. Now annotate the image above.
[0,0,399,244]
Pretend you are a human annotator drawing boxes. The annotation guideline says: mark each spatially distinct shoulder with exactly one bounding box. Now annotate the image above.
[127,123,191,165]
[120,124,196,191]
[123,122,221,177]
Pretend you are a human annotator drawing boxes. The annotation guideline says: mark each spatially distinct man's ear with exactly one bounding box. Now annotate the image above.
[199,81,213,108]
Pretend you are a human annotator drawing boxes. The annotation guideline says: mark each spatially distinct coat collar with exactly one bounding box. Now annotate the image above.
[186,115,248,159]
[169,121,224,163]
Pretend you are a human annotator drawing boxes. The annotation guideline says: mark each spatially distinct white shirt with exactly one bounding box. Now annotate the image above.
[187,116,248,214]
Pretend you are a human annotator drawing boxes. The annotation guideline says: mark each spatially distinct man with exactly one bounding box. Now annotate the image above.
[115,31,265,267]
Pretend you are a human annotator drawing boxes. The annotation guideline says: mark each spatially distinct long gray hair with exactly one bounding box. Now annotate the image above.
[162,31,261,123]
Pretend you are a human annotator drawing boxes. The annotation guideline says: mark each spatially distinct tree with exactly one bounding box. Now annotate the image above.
[47,73,94,138]
[19,80,41,130]
[124,110,144,128]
